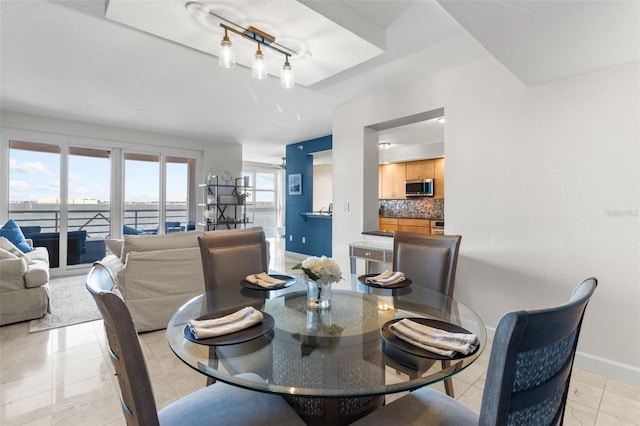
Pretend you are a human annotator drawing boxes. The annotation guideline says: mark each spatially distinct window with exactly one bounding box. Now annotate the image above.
[5,137,200,272]
[242,167,281,238]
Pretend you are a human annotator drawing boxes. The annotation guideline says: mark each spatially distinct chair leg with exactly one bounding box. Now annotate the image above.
[441,359,454,397]
[444,377,454,397]
[206,347,218,386]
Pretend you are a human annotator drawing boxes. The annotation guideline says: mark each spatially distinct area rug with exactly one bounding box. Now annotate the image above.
[29,274,101,333]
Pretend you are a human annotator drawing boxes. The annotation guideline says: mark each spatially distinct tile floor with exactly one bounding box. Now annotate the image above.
[1,238,638,425]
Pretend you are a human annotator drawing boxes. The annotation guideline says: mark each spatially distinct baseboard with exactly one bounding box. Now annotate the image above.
[573,352,640,387]
[284,251,307,261]
[484,325,640,387]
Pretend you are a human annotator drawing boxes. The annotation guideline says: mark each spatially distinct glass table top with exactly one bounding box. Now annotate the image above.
[166,275,487,398]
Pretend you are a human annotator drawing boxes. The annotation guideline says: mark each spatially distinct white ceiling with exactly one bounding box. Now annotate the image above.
[1,1,637,166]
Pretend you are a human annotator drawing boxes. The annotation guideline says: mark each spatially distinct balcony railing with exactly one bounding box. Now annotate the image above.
[8,206,189,238]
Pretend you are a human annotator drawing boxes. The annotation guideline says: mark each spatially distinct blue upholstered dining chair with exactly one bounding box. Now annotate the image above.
[354,277,597,426]
[85,263,304,426]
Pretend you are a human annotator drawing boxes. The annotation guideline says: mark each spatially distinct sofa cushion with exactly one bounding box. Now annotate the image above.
[105,239,123,257]
[0,248,18,260]
[0,219,35,253]
[121,230,204,263]
[0,257,28,291]
[0,237,36,265]
[26,247,50,264]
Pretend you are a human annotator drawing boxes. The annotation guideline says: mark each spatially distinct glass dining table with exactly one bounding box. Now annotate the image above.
[166,274,487,425]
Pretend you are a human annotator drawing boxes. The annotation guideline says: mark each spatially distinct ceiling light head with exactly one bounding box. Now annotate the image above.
[437,117,445,124]
[218,29,235,69]
[252,43,268,80]
[379,142,391,150]
[281,56,294,89]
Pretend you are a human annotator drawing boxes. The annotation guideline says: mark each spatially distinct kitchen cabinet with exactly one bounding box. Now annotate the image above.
[379,218,431,234]
[379,163,406,199]
[434,157,445,198]
[379,217,399,231]
[398,218,431,234]
[405,159,435,181]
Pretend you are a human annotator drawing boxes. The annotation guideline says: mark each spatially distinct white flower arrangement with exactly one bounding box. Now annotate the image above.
[293,256,343,285]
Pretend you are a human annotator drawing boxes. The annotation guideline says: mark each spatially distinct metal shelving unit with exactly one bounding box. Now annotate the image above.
[199,176,252,230]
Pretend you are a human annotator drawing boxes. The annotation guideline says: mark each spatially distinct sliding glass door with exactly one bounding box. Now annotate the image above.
[8,141,63,266]
[7,138,200,272]
[67,146,111,266]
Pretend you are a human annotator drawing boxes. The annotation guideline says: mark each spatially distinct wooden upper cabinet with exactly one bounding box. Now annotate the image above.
[379,163,406,199]
[434,157,445,198]
[406,159,435,181]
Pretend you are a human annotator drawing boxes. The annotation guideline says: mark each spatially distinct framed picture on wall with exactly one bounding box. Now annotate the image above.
[288,173,302,195]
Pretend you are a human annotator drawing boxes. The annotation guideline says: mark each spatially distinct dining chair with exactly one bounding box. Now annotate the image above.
[85,263,305,426]
[354,277,598,426]
[387,232,462,396]
[198,226,269,293]
[392,232,462,295]
[197,227,271,385]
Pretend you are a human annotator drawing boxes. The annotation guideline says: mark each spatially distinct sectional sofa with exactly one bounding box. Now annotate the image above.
[100,227,265,332]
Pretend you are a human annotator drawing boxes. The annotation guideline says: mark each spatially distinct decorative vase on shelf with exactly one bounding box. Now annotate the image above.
[207,169,216,185]
[293,256,343,310]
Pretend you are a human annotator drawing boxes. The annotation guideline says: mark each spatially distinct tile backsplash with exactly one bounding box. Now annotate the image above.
[379,198,444,219]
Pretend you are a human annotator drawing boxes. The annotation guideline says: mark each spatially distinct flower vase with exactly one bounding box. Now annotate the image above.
[307,278,332,309]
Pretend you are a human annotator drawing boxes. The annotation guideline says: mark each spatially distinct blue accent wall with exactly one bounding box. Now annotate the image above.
[285,135,332,257]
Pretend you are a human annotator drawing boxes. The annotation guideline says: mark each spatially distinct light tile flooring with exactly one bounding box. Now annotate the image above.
[1,238,638,425]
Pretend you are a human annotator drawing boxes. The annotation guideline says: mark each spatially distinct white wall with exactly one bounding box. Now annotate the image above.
[332,58,639,385]
[0,110,242,179]
[313,164,333,212]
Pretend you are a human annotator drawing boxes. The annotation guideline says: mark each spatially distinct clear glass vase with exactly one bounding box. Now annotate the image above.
[307,278,332,309]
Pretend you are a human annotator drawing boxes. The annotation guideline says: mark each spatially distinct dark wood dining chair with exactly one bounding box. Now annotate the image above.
[386,232,462,396]
[354,277,598,426]
[85,263,304,426]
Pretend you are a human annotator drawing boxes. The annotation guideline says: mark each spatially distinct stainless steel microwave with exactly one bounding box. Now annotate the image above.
[405,179,434,197]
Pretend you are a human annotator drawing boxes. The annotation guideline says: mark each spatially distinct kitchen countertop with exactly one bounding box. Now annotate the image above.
[362,230,394,237]
[379,216,444,220]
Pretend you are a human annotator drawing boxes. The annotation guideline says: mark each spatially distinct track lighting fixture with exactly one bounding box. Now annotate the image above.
[218,23,296,88]
[218,27,235,69]
[252,43,267,79]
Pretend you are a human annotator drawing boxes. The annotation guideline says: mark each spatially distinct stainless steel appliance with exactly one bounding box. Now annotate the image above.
[405,178,434,197]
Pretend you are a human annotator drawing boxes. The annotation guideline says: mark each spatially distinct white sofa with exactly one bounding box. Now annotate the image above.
[0,242,51,326]
[100,227,266,332]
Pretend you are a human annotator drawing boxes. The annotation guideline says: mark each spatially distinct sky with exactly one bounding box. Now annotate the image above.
[9,149,188,203]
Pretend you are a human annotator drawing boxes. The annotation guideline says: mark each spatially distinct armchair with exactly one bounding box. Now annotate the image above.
[0,239,51,325]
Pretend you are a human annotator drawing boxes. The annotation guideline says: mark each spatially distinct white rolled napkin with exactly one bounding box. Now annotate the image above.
[389,318,479,357]
[188,307,264,339]
[245,272,286,288]
[366,270,406,285]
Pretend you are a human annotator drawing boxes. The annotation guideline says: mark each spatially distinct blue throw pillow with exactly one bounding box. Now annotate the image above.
[0,219,35,253]
[123,225,143,235]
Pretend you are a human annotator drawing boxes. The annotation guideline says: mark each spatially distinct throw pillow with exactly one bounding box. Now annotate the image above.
[0,219,35,253]
[0,237,36,265]
[0,248,18,260]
